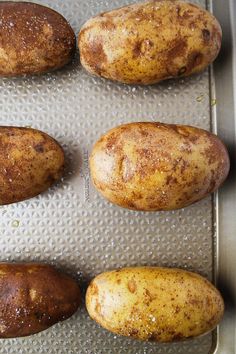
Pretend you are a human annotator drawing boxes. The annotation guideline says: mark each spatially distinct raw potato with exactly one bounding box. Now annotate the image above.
[0,263,81,338]
[0,127,65,205]
[86,267,224,342]
[0,2,76,76]
[90,122,230,211]
[79,0,222,85]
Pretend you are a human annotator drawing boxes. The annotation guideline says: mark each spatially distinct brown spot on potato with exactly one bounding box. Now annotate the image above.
[172,332,184,341]
[202,29,211,42]
[144,289,155,303]
[187,51,204,70]
[189,325,197,331]
[174,305,181,314]
[100,20,115,31]
[178,66,187,76]
[126,201,136,209]
[128,279,137,293]
[168,39,187,59]
[83,39,107,75]
[89,282,99,296]
[133,41,143,58]
[34,143,44,153]
[127,328,139,336]
[148,333,158,341]
[176,6,193,20]
[34,311,44,320]
[166,175,177,186]
[105,133,119,152]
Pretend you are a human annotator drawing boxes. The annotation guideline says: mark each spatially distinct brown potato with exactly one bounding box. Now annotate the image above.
[0,263,81,338]
[90,122,230,211]
[86,267,224,342]
[79,0,222,85]
[0,2,76,76]
[0,127,65,205]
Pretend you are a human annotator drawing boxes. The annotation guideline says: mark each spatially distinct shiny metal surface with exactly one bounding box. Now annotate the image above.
[0,0,234,353]
[213,0,236,353]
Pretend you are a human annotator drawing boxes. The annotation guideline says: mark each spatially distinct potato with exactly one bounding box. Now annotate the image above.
[0,2,76,76]
[0,127,65,205]
[0,263,81,338]
[90,122,230,211]
[79,0,222,85]
[86,267,224,342]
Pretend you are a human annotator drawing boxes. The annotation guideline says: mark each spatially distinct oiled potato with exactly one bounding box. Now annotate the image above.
[0,263,81,338]
[90,122,230,211]
[79,0,222,85]
[0,127,65,205]
[0,2,76,76]
[86,267,224,342]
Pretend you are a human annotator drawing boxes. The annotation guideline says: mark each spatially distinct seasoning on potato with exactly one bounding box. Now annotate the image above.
[90,122,230,211]
[0,263,81,338]
[0,2,76,76]
[0,127,65,205]
[79,0,222,85]
[86,267,224,342]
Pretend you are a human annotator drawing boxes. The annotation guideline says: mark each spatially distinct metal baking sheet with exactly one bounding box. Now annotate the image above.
[0,0,235,353]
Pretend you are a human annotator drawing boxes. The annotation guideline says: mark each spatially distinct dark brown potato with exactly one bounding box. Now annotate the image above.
[0,263,81,338]
[0,2,76,76]
[0,127,65,205]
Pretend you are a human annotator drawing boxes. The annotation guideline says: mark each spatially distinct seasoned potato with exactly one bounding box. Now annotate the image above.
[79,0,222,85]
[0,263,81,338]
[90,122,230,211]
[0,127,65,205]
[86,267,224,342]
[0,2,76,76]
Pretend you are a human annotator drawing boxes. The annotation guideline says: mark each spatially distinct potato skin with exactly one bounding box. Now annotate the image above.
[0,2,76,76]
[90,122,230,211]
[86,267,224,342]
[79,0,222,85]
[0,263,81,338]
[0,127,65,205]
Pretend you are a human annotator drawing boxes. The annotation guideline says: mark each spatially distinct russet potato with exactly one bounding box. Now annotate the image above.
[0,127,65,205]
[86,267,224,342]
[90,122,230,211]
[79,0,222,85]
[0,2,76,76]
[0,263,81,338]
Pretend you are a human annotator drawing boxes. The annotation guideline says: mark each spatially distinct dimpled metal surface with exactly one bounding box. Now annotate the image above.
[0,0,216,353]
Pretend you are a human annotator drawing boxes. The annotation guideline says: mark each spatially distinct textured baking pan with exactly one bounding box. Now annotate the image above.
[0,0,235,353]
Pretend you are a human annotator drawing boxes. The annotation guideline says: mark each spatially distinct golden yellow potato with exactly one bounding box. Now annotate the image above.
[86,267,224,342]
[79,0,222,85]
[90,122,230,211]
[0,263,81,338]
[0,2,76,76]
[0,127,65,205]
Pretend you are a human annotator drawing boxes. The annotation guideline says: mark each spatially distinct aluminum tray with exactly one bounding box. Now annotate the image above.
[0,0,235,353]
